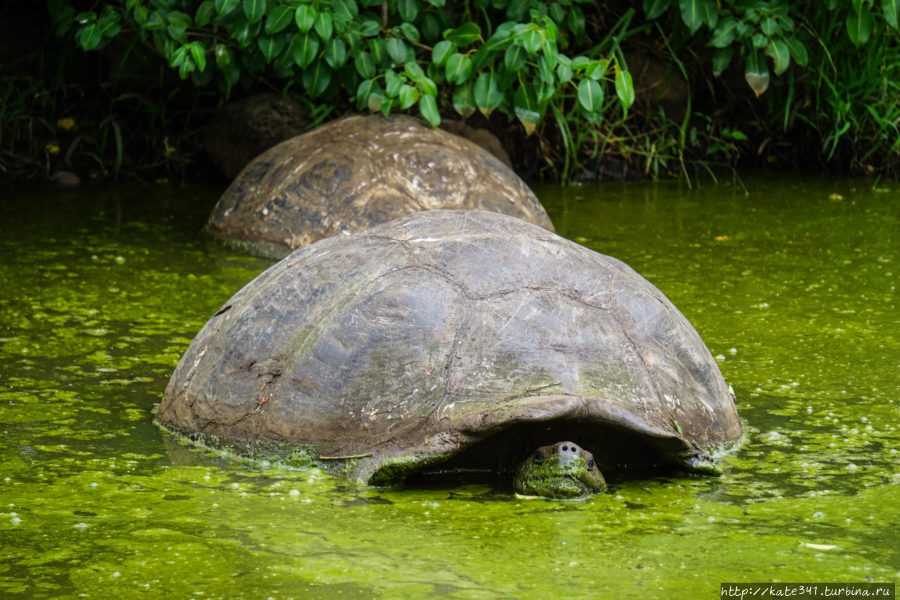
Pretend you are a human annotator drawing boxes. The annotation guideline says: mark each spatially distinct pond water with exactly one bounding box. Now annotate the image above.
[0,175,897,598]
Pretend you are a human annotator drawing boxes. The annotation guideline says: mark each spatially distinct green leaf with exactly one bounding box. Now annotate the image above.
[549,3,564,24]
[170,44,188,68]
[482,28,513,53]
[761,16,778,37]
[444,52,472,84]
[398,0,419,22]
[444,22,481,46]
[258,34,287,61]
[614,69,634,109]
[587,60,608,81]
[265,4,293,34]
[885,0,899,29]
[166,11,189,42]
[291,32,320,68]
[189,41,207,72]
[215,0,239,17]
[76,21,104,51]
[233,18,262,48]
[418,94,441,126]
[324,37,347,68]
[302,60,332,97]
[709,16,736,48]
[784,36,808,67]
[386,38,409,63]
[384,69,402,96]
[399,22,420,43]
[355,51,375,77]
[398,84,418,109]
[504,44,526,71]
[452,81,476,117]
[195,1,215,27]
[432,40,454,66]
[557,58,573,83]
[404,61,425,79]
[679,0,717,34]
[644,0,672,20]
[410,70,437,96]
[369,38,386,65]
[356,78,379,107]
[567,6,586,42]
[48,0,72,23]
[243,0,266,24]
[577,78,604,112]
[521,28,542,53]
[765,38,790,76]
[221,59,240,95]
[538,54,555,88]
[420,11,442,42]
[357,16,381,37]
[752,33,768,49]
[744,48,770,97]
[132,5,149,29]
[99,14,122,40]
[215,43,232,67]
[178,57,195,79]
[712,46,732,76]
[473,72,503,118]
[513,83,543,135]
[53,2,76,37]
[314,11,334,40]
[846,6,874,46]
[541,36,558,64]
[331,0,358,31]
[295,4,316,32]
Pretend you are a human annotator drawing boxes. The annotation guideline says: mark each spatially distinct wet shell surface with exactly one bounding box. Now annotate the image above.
[160,210,743,483]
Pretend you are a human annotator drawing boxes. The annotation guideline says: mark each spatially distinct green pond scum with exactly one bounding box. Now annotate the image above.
[0,176,897,598]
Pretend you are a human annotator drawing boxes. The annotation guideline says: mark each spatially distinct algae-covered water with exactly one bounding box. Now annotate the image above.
[1,175,897,598]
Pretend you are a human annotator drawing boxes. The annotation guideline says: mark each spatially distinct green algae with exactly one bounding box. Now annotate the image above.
[369,453,454,486]
[157,422,322,469]
[1,178,898,599]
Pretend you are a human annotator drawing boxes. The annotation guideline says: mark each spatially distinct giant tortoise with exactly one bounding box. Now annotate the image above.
[159,210,743,498]
[205,114,553,258]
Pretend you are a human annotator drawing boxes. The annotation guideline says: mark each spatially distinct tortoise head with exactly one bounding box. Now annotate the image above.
[513,441,607,499]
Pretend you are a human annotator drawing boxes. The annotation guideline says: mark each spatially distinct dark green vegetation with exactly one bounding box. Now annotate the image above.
[1,177,897,596]
[2,1,899,186]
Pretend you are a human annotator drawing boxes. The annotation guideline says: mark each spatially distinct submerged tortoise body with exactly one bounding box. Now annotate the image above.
[206,114,553,258]
[160,210,742,486]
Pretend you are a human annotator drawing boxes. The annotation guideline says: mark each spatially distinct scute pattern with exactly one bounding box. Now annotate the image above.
[206,115,554,258]
[160,210,742,482]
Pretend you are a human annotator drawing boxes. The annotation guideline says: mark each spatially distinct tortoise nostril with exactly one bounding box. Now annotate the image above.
[533,450,545,464]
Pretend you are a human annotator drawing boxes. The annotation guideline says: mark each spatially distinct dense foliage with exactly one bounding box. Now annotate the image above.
[1,1,897,184]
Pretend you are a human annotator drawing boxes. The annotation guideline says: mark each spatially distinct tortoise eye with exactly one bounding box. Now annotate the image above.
[533,450,545,464]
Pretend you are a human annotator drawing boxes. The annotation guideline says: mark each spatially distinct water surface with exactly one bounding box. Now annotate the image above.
[1,175,897,598]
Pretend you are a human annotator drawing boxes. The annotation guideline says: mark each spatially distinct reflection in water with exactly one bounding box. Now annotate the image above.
[0,177,897,598]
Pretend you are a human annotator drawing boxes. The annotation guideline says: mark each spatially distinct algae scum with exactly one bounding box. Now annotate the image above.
[1,177,897,598]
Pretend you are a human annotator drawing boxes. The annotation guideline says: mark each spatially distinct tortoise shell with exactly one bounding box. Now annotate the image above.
[160,210,742,482]
[205,115,553,258]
